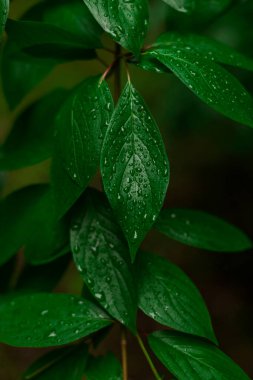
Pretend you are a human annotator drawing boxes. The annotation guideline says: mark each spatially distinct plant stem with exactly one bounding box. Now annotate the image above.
[114,43,121,101]
[121,328,128,380]
[136,334,162,380]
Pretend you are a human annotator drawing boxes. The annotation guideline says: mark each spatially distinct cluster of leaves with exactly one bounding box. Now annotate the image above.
[0,0,253,379]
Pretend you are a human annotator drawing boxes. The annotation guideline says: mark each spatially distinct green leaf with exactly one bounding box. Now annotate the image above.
[6,19,97,60]
[0,0,9,35]
[0,185,69,266]
[154,32,253,71]
[82,0,149,55]
[149,331,250,380]
[70,189,137,333]
[137,252,216,343]
[0,293,112,347]
[0,90,68,170]
[155,208,252,252]
[101,81,169,260]
[85,353,122,380]
[52,76,113,219]
[137,55,170,74]
[161,0,195,13]
[23,345,88,380]
[147,44,253,128]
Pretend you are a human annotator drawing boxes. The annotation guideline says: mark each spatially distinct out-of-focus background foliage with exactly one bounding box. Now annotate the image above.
[1,0,253,379]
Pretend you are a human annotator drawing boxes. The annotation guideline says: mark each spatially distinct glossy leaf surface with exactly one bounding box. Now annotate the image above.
[71,189,137,332]
[52,77,113,218]
[149,331,250,380]
[101,81,169,259]
[137,252,216,342]
[23,345,88,380]
[156,209,252,252]
[148,45,253,127]
[85,353,122,380]
[0,293,112,347]
[83,0,149,55]
[162,0,195,13]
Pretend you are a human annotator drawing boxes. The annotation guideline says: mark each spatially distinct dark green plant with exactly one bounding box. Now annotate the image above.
[0,0,253,379]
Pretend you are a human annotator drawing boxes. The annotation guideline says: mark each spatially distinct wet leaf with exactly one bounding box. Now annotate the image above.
[0,293,112,347]
[161,0,195,13]
[70,189,137,333]
[149,331,251,380]
[137,252,216,343]
[52,76,113,218]
[155,209,252,252]
[82,0,149,55]
[101,81,169,260]
[0,0,8,35]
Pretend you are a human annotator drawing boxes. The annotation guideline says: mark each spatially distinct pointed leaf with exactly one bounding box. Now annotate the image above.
[0,0,9,35]
[149,331,250,380]
[23,345,88,380]
[156,209,252,252]
[137,252,216,342]
[161,0,195,13]
[71,189,137,333]
[0,293,112,347]
[85,353,122,380]
[101,81,169,259]
[82,0,149,55]
[52,76,113,218]
[148,44,253,127]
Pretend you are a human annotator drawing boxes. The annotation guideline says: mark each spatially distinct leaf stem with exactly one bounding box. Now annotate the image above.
[121,328,128,380]
[136,334,162,380]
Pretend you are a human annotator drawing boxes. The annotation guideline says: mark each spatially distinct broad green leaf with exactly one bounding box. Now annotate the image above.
[149,331,250,380]
[0,185,69,266]
[137,252,216,343]
[6,19,97,60]
[82,0,149,55]
[85,353,122,380]
[137,55,170,74]
[0,90,68,170]
[161,0,195,13]
[23,345,88,380]
[154,32,253,71]
[52,76,113,218]
[147,44,253,128]
[156,209,252,252]
[0,293,112,347]
[0,0,8,35]
[101,81,169,260]
[70,189,137,333]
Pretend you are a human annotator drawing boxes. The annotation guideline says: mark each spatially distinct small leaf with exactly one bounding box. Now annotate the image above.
[137,252,216,342]
[0,0,9,35]
[154,32,253,71]
[23,345,88,380]
[161,0,195,13]
[101,81,169,260]
[83,0,149,55]
[0,90,68,170]
[149,331,250,380]
[148,44,253,127]
[52,76,113,218]
[85,353,122,380]
[71,189,137,333]
[155,208,252,252]
[0,293,112,347]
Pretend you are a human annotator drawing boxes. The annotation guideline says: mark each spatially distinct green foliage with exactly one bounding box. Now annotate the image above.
[0,0,252,378]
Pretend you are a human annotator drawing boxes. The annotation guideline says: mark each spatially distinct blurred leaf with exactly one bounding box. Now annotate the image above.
[0,90,68,170]
[0,185,69,266]
[155,208,252,251]
[0,0,8,35]
[85,353,122,380]
[137,252,216,342]
[149,331,250,380]
[52,76,113,219]
[0,293,112,347]
[23,345,88,380]
[101,81,169,260]
[82,0,149,55]
[161,0,195,13]
[70,189,137,333]
[147,44,253,127]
